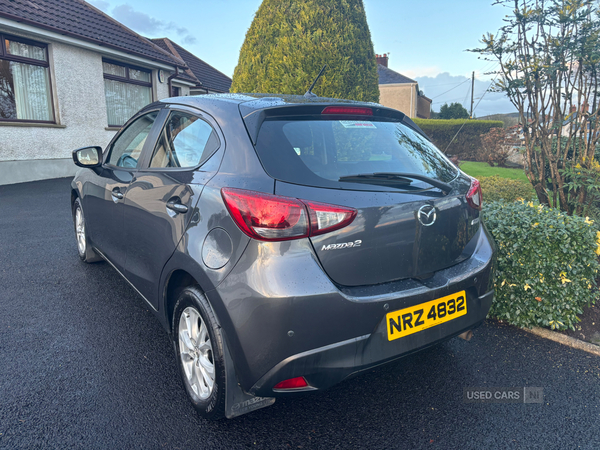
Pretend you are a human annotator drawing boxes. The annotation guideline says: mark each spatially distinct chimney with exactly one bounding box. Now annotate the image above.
[376,53,388,67]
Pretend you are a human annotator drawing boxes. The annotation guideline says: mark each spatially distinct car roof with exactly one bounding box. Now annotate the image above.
[149,92,430,143]
[158,92,381,113]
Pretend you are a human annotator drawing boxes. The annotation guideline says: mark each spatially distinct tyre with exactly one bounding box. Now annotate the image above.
[173,286,226,420]
[73,197,102,263]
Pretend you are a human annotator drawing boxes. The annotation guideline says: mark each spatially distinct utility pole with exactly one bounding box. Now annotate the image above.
[470,71,475,118]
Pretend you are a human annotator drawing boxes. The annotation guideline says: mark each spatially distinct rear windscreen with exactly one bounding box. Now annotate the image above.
[254,118,458,190]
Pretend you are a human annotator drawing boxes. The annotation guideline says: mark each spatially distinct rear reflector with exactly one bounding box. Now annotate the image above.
[321,106,373,116]
[273,376,309,390]
[221,188,357,241]
[466,178,482,210]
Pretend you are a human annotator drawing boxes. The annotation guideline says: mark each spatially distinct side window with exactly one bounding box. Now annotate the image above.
[107,111,159,168]
[149,111,220,169]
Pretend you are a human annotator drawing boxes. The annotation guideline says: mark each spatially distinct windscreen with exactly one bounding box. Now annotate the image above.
[254,118,458,190]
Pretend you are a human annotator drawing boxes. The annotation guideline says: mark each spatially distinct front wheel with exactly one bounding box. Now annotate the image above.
[173,286,226,420]
[73,197,102,263]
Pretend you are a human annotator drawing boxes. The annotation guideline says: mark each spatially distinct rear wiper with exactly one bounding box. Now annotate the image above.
[339,172,452,194]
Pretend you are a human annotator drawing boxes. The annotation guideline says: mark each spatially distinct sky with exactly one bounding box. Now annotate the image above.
[88,0,515,117]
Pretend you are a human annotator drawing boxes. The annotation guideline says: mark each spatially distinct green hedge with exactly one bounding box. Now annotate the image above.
[479,176,535,202]
[413,119,503,160]
[483,201,599,330]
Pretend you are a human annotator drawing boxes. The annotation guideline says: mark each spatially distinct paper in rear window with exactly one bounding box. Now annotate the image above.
[339,121,377,129]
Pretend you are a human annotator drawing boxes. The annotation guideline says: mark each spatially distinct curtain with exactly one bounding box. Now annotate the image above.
[7,40,46,61]
[104,79,151,126]
[11,62,53,121]
[3,40,52,121]
[0,60,16,119]
[102,61,126,77]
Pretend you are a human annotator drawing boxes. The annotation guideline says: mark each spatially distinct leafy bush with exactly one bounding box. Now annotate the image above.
[483,201,600,330]
[479,127,512,167]
[479,176,535,202]
[231,0,379,102]
[413,119,503,160]
[560,154,600,221]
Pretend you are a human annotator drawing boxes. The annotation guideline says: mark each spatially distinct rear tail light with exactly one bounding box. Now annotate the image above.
[221,188,357,241]
[273,376,309,390]
[221,188,309,241]
[303,200,357,236]
[321,106,373,116]
[466,178,482,210]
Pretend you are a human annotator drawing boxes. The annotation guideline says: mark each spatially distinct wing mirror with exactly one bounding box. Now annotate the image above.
[72,146,102,168]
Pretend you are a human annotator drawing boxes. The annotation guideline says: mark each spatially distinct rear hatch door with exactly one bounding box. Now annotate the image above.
[275,181,478,286]
[245,103,480,286]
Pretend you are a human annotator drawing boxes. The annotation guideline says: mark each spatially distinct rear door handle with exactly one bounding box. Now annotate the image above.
[111,188,124,201]
[166,201,188,214]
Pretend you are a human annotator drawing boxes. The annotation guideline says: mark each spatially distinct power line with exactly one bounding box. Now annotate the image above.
[433,95,473,104]
[462,81,471,110]
[443,73,500,153]
[419,80,473,88]
[477,59,500,75]
[430,78,471,99]
[472,74,500,114]
[434,81,499,108]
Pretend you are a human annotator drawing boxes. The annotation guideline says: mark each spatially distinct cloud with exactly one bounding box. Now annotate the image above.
[112,5,162,33]
[87,0,110,12]
[414,72,516,117]
[111,4,197,45]
[181,35,197,45]
[402,66,443,79]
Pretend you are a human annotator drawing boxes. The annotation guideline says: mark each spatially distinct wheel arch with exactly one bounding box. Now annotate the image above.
[70,177,84,216]
[160,260,224,335]
[159,250,251,389]
[71,188,78,211]
[164,269,200,334]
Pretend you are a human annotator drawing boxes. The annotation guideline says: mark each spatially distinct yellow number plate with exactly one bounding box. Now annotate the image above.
[386,291,467,341]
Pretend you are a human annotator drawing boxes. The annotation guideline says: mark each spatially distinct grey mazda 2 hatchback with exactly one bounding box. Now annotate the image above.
[71,93,496,420]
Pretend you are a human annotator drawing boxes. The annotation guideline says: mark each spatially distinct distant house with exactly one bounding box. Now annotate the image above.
[376,54,431,119]
[151,38,232,96]
[0,0,231,185]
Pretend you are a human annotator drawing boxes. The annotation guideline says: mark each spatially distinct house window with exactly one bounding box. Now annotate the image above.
[0,34,54,122]
[103,60,152,127]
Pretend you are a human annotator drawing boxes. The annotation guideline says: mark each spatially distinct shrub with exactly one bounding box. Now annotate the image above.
[483,201,600,330]
[413,119,503,160]
[479,176,535,202]
[230,0,379,102]
[479,127,512,167]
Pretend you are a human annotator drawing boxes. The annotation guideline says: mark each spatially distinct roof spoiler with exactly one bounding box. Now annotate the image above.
[238,103,429,146]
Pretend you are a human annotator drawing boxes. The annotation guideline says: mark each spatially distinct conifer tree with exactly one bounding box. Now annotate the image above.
[231,0,379,102]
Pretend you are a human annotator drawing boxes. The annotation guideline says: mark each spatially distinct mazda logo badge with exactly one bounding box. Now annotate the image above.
[418,205,437,226]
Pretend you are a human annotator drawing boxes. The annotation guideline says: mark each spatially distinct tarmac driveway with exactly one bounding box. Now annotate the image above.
[0,178,599,449]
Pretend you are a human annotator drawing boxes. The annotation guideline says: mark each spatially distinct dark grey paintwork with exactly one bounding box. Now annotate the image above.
[276,178,477,286]
[70,93,496,417]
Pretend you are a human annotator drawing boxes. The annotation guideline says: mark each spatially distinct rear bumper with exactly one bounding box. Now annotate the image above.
[249,290,493,397]
[206,224,496,396]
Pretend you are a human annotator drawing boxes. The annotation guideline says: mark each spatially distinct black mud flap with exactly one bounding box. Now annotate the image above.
[223,336,275,419]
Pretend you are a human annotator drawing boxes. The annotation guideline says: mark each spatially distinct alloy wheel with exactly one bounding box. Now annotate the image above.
[178,307,215,399]
[75,207,86,256]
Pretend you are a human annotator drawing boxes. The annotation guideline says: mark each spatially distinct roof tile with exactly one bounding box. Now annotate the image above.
[377,64,417,85]
[151,38,232,93]
[0,0,184,66]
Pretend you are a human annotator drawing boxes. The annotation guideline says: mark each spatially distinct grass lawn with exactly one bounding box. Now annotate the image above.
[459,161,530,183]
